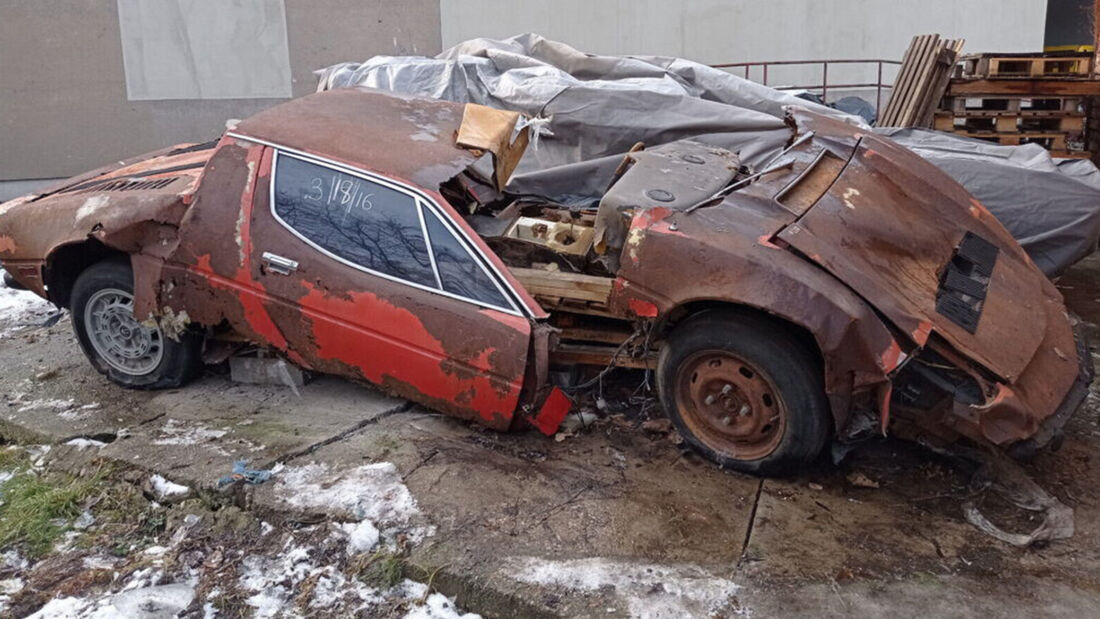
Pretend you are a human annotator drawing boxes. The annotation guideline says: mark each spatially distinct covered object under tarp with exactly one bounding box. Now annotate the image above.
[316,33,1100,276]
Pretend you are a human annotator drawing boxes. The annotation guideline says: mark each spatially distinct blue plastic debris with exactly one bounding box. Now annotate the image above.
[217,460,274,488]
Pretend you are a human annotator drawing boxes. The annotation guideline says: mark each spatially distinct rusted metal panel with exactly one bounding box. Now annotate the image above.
[232,88,480,190]
[778,111,1057,381]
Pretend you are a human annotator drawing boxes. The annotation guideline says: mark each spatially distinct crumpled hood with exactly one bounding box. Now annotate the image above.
[776,110,1069,381]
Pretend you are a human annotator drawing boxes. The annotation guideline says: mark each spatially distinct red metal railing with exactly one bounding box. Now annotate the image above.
[711,59,902,111]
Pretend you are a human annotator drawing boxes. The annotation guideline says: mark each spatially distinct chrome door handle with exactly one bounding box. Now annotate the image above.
[261,252,299,275]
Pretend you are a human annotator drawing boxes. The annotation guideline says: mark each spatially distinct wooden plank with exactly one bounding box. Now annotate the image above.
[896,35,939,126]
[550,343,656,370]
[881,34,930,126]
[995,115,1016,132]
[901,37,939,125]
[948,79,1100,96]
[916,39,965,127]
[559,326,634,345]
[509,267,614,306]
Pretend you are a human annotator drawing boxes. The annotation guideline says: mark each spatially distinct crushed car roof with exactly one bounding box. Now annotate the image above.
[232,87,479,189]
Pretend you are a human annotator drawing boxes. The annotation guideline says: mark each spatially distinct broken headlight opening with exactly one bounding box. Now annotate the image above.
[892,348,984,411]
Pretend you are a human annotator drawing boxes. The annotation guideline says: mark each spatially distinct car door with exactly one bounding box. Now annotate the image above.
[245,146,536,429]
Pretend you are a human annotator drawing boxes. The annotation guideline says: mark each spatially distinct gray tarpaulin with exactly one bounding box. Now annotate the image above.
[317,33,1100,276]
[877,128,1100,276]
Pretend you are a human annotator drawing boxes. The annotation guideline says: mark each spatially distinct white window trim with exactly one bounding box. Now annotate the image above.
[255,142,528,318]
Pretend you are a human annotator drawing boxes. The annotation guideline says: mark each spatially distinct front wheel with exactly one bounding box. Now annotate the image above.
[71,259,201,389]
[657,311,830,476]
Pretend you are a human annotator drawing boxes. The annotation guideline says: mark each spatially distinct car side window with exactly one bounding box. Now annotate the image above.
[272,154,436,288]
[423,207,511,310]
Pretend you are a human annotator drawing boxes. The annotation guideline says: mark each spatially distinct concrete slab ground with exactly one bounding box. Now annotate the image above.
[3,254,1100,617]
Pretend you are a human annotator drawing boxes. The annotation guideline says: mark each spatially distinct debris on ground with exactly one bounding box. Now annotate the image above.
[216,460,276,488]
[961,450,1075,547]
[847,472,881,489]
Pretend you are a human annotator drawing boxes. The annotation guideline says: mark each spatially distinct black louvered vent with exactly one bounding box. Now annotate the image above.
[54,176,181,196]
[935,232,998,334]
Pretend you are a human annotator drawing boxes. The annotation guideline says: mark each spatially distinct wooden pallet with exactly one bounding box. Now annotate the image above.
[942,95,1082,114]
[956,53,1092,79]
[947,79,1100,97]
[945,131,1072,150]
[933,111,1085,134]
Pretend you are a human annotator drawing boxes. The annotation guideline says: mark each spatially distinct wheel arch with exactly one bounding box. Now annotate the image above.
[43,239,129,308]
[656,300,824,370]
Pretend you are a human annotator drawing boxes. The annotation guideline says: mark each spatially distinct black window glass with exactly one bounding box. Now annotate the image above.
[424,208,511,309]
[273,155,436,288]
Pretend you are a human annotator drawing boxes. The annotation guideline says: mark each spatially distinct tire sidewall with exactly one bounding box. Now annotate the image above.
[657,312,830,476]
[70,260,199,389]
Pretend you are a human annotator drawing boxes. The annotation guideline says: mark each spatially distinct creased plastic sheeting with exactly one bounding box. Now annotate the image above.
[315,33,856,205]
[878,128,1100,276]
[317,33,1100,275]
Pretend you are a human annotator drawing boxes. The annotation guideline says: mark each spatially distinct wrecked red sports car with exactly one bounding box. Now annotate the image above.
[0,88,1091,474]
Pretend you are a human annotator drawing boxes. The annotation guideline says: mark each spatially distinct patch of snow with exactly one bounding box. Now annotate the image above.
[0,269,56,336]
[18,398,77,414]
[110,584,194,618]
[151,419,227,446]
[0,471,13,485]
[149,474,190,499]
[60,403,102,421]
[25,596,93,619]
[401,580,480,619]
[0,577,24,615]
[1,550,27,571]
[274,462,424,532]
[65,438,108,450]
[505,557,745,618]
[82,555,119,570]
[26,444,51,467]
[337,520,380,555]
[73,510,96,530]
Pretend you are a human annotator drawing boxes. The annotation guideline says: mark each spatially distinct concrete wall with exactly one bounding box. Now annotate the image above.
[3,0,1050,188]
[441,0,1047,100]
[0,0,441,183]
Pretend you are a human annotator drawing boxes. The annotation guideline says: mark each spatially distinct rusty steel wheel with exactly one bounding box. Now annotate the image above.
[658,310,830,475]
[674,350,786,461]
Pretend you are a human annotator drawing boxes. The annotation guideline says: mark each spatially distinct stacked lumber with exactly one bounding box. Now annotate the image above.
[935,52,1100,158]
[508,266,614,315]
[878,35,965,127]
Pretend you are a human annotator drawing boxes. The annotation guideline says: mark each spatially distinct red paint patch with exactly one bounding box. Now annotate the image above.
[299,282,526,427]
[879,339,905,372]
[911,321,933,346]
[757,234,783,249]
[628,298,659,318]
[529,387,572,436]
[192,254,290,352]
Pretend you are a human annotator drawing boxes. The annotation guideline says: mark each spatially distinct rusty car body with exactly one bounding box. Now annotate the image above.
[0,87,1091,474]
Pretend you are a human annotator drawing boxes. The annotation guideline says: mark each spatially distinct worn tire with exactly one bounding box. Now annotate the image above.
[657,310,830,476]
[70,259,201,389]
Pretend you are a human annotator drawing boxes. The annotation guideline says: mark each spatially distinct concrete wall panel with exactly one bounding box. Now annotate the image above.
[0,0,441,181]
